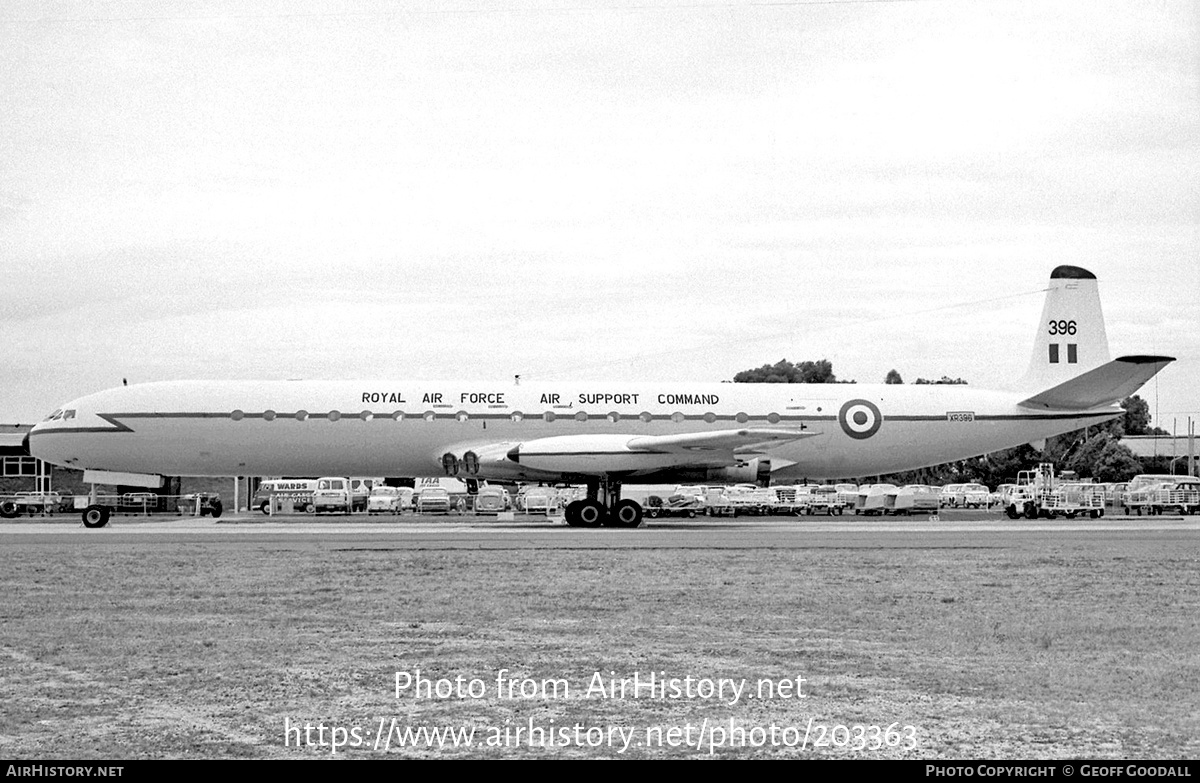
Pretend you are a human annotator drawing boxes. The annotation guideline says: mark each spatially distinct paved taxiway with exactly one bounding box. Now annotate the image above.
[2,509,1197,550]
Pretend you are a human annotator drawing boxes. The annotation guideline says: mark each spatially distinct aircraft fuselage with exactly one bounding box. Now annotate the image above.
[29,379,1120,481]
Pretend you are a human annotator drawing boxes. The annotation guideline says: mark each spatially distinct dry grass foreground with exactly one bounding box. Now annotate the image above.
[1,535,1198,759]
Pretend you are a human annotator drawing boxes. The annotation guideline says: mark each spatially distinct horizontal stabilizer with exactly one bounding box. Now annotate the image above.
[1018,355,1175,411]
[626,427,819,453]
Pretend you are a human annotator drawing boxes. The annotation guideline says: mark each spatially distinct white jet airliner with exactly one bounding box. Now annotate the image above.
[29,266,1173,528]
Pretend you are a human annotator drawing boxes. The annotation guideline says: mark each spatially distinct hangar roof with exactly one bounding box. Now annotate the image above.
[0,424,33,452]
[1123,435,1198,459]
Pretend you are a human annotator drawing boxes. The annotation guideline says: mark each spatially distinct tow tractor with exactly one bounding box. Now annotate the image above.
[803,485,845,515]
[1003,464,1105,520]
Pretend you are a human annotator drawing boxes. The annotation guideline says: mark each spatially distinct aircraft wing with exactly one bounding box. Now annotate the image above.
[625,427,819,453]
[503,427,818,475]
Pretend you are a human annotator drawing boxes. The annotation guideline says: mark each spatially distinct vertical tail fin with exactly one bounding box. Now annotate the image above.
[1021,265,1111,391]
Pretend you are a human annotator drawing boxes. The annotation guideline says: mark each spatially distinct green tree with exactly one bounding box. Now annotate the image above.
[1091,441,1143,482]
[1122,395,1152,435]
[1066,433,1115,478]
[885,369,903,384]
[1119,395,1168,436]
[733,359,838,384]
[914,376,968,385]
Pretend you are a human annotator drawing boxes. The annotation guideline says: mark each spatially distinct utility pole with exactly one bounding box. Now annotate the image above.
[1189,417,1195,478]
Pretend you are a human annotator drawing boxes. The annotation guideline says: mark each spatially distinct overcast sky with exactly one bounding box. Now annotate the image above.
[2,0,1197,431]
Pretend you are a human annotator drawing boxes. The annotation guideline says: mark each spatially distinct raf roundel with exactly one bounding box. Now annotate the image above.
[839,398,883,440]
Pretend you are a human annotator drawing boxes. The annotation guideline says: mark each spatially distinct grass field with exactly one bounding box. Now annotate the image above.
[1,531,1198,759]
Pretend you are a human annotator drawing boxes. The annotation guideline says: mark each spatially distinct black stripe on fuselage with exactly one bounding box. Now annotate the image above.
[28,408,1119,435]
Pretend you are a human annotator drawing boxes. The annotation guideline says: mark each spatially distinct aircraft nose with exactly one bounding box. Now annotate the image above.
[27,424,53,464]
[28,417,78,468]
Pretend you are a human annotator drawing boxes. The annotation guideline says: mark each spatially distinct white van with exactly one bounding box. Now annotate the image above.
[312,477,372,513]
[252,479,318,514]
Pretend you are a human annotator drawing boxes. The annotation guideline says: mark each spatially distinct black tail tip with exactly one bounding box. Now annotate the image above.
[1051,265,1096,280]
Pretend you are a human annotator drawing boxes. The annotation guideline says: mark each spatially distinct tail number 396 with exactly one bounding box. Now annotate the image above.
[1048,319,1077,335]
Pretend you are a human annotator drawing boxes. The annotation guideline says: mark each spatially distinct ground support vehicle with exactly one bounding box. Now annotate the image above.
[1124,479,1200,515]
[771,485,801,513]
[1121,484,1159,516]
[1003,463,1057,520]
[835,484,858,512]
[1118,474,1181,515]
[1003,485,1038,519]
[802,486,844,515]
[1040,483,1106,519]
[724,486,775,516]
[71,492,222,528]
[702,487,735,517]
[644,495,703,518]
[1147,485,1200,515]
[0,491,66,517]
[119,492,164,515]
[671,485,708,504]
[1104,482,1129,510]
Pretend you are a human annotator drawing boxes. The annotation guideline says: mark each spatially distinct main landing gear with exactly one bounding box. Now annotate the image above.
[564,478,643,529]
